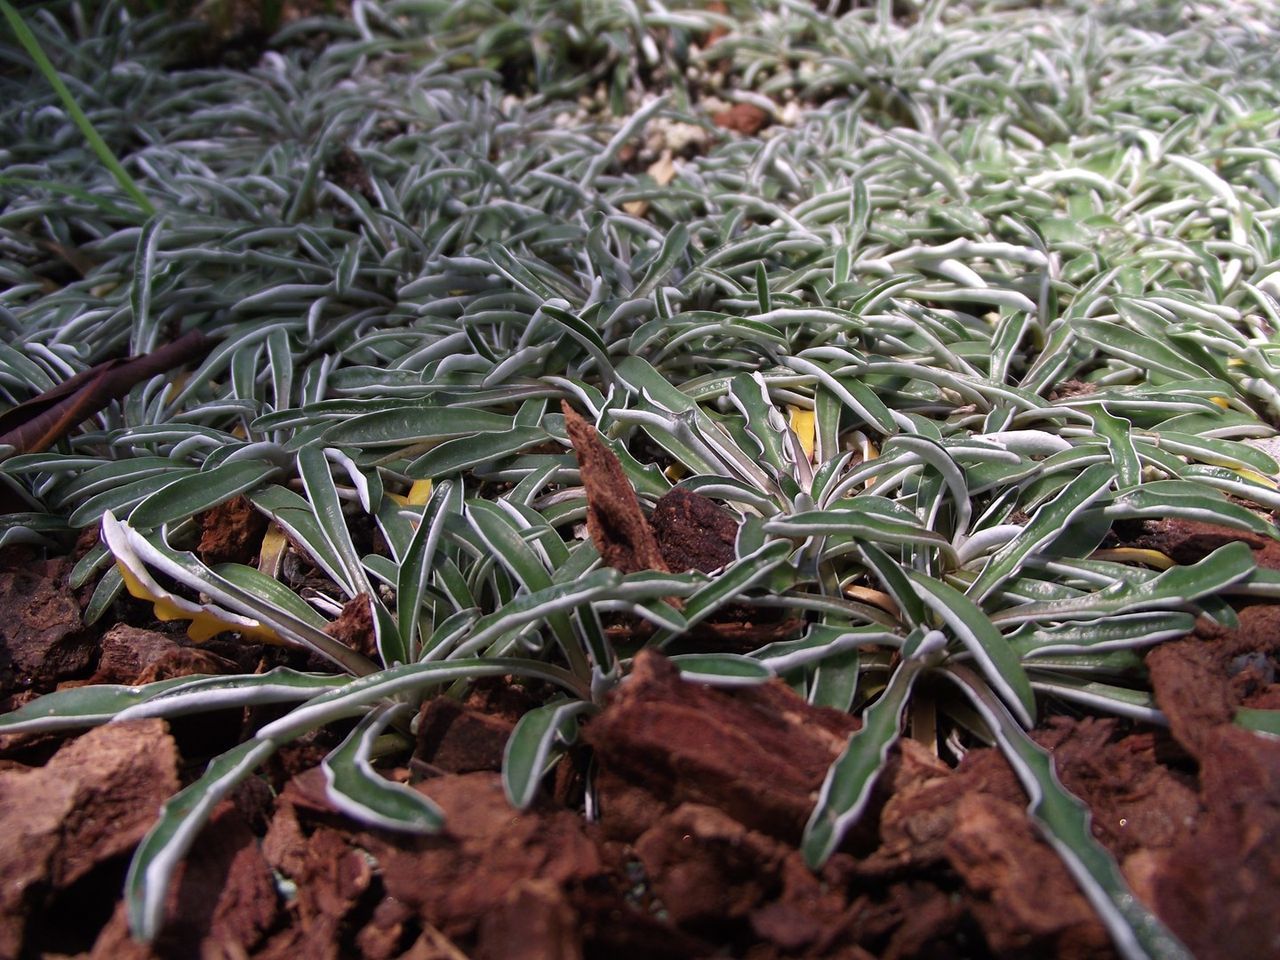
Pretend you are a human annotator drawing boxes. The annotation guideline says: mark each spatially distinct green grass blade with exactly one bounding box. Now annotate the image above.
[0,0,155,218]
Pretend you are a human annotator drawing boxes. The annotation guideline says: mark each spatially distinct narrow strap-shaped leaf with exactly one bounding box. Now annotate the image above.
[69,469,198,528]
[406,426,548,478]
[1095,483,1279,538]
[881,434,972,536]
[129,460,280,530]
[765,507,955,562]
[466,498,588,678]
[323,703,443,833]
[249,496,350,596]
[803,657,924,866]
[633,223,689,299]
[780,355,899,434]
[856,541,928,628]
[297,447,372,597]
[751,623,897,672]
[727,372,790,475]
[396,480,452,662]
[993,541,1256,626]
[212,562,332,631]
[967,462,1115,604]
[258,657,591,742]
[667,653,775,686]
[127,738,278,941]
[1084,403,1141,489]
[1009,612,1195,658]
[907,570,1037,727]
[1074,318,1213,382]
[114,669,349,721]
[503,699,596,810]
[446,569,622,660]
[809,648,862,711]
[325,447,383,515]
[1027,673,1165,724]
[543,303,617,386]
[652,540,793,646]
[942,665,1193,960]
[0,674,211,733]
[320,405,513,446]
[130,214,165,355]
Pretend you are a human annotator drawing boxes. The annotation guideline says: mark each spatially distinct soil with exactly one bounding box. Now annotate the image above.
[3,494,1280,960]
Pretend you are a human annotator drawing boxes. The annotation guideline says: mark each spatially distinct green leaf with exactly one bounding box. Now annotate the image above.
[1028,673,1164,723]
[503,698,596,810]
[668,653,776,686]
[968,463,1115,604]
[1010,612,1196,657]
[765,506,954,560]
[908,570,1037,727]
[944,666,1193,960]
[68,470,198,528]
[0,674,215,733]
[803,657,924,866]
[995,542,1256,626]
[856,541,928,628]
[1096,482,1276,538]
[321,406,513,447]
[297,447,372,597]
[395,480,452,662]
[1084,404,1141,488]
[127,738,278,940]
[781,355,899,434]
[751,623,896,672]
[1074,319,1214,381]
[881,434,972,535]
[728,373,790,475]
[652,540,793,646]
[809,648,862,711]
[258,657,592,741]
[130,215,165,355]
[1234,707,1280,737]
[633,223,689,299]
[322,704,444,832]
[406,427,548,478]
[129,460,279,530]
[466,498,587,677]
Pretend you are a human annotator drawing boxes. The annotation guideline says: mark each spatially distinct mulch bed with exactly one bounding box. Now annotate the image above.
[1,512,1279,959]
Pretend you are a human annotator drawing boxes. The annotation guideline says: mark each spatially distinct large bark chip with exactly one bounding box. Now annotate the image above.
[0,556,95,694]
[561,402,668,574]
[0,719,180,957]
[585,649,857,844]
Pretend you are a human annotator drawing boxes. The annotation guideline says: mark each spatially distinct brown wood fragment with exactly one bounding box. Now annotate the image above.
[561,402,668,575]
[325,594,376,658]
[0,329,212,454]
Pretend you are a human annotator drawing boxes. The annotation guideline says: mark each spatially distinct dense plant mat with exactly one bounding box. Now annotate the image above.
[2,0,1280,957]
